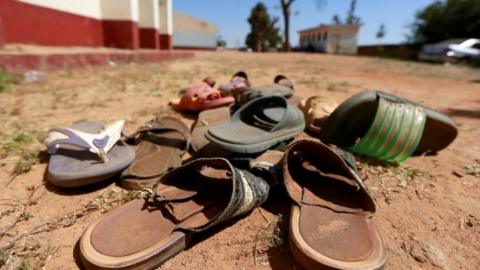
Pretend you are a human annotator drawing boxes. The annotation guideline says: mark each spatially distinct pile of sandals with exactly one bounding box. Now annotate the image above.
[44,71,457,270]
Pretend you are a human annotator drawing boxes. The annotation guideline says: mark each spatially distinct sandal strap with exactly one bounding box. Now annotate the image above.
[46,120,124,162]
[349,97,426,163]
[127,116,191,151]
[149,158,269,233]
[183,167,269,233]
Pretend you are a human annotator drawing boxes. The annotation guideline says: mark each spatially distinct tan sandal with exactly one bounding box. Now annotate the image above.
[299,96,338,134]
[284,140,386,270]
[121,116,190,189]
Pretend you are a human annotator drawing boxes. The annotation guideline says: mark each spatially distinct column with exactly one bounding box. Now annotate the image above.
[139,0,160,49]
[100,0,140,49]
[158,0,173,50]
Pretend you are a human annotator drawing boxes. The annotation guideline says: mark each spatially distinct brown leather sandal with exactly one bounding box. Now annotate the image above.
[284,140,386,270]
[80,158,269,269]
[121,116,190,189]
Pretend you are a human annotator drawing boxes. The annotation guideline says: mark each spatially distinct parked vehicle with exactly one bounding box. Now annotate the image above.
[418,39,466,63]
[447,38,480,64]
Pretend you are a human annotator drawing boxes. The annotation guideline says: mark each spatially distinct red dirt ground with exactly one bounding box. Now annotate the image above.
[0,52,479,269]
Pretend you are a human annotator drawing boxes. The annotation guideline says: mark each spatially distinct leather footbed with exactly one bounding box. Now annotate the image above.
[121,117,189,189]
[81,162,232,269]
[284,141,386,270]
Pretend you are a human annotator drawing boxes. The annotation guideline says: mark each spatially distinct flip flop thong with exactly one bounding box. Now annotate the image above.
[46,120,135,187]
[284,140,386,270]
[319,90,457,162]
[79,158,269,269]
[121,116,190,190]
[206,96,305,154]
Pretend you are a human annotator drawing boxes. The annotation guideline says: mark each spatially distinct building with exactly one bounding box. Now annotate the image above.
[173,12,217,50]
[0,0,218,50]
[298,24,360,54]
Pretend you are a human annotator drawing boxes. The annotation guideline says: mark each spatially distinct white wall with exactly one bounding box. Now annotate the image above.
[159,0,173,34]
[100,0,138,21]
[139,0,159,28]
[19,0,102,19]
[18,0,141,21]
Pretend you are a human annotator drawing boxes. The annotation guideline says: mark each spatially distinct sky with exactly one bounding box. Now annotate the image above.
[173,0,435,48]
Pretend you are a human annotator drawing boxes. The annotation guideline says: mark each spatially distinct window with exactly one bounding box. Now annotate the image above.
[317,33,321,41]
[472,43,480,49]
[323,32,328,41]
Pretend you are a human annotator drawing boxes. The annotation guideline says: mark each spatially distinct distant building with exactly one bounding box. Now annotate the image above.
[173,12,217,50]
[298,24,360,54]
[0,0,217,50]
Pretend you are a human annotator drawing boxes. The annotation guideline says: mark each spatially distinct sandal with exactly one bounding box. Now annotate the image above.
[206,96,305,154]
[218,71,249,95]
[46,120,134,187]
[299,95,338,134]
[284,140,386,270]
[121,116,190,189]
[170,80,233,112]
[79,158,269,269]
[319,90,457,162]
[231,74,295,112]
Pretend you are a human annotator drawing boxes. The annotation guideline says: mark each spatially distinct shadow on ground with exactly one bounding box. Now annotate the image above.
[445,108,480,119]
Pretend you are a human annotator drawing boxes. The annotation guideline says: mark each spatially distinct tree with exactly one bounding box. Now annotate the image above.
[410,0,480,43]
[216,35,226,48]
[246,3,281,52]
[376,23,386,53]
[331,14,343,25]
[345,0,362,24]
[279,0,295,52]
[376,23,386,42]
[245,3,281,52]
[279,0,326,52]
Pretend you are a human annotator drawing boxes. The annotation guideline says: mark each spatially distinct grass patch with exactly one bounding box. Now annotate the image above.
[0,131,46,177]
[1,132,34,154]
[0,70,9,93]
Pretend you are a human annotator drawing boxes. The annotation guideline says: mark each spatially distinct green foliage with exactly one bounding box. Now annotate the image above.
[410,0,480,43]
[1,132,34,154]
[345,0,362,24]
[329,0,361,26]
[0,70,9,93]
[1,131,45,176]
[216,35,227,47]
[376,23,386,40]
[331,14,343,25]
[245,2,282,51]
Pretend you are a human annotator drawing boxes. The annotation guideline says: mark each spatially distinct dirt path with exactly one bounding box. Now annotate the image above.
[0,52,479,269]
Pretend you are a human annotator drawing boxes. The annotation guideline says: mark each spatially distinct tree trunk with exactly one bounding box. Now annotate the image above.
[255,39,262,52]
[280,0,293,52]
[284,9,290,52]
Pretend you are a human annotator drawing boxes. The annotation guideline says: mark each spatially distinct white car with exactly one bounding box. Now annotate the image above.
[418,39,465,62]
[447,38,480,63]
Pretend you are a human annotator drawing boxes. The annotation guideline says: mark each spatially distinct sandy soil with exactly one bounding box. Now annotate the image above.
[0,51,479,270]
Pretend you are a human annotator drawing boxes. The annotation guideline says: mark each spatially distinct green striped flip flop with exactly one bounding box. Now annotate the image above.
[319,91,457,163]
